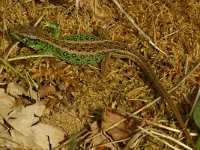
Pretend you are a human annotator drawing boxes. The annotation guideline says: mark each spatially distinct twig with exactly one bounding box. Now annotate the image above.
[91,137,129,150]
[111,0,166,55]
[132,97,160,115]
[147,121,198,137]
[158,30,179,41]
[185,87,200,126]
[138,126,185,150]
[184,54,189,75]
[169,62,200,93]
[7,55,55,62]
[151,130,193,150]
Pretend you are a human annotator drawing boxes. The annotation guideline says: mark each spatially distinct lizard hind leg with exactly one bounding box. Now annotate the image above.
[100,53,112,78]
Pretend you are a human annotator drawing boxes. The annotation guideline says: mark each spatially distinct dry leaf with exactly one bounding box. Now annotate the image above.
[0,102,64,149]
[38,85,56,98]
[8,129,41,149]
[7,82,28,99]
[29,122,65,149]
[38,85,63,100]
[0,88,15,108]
[89,121,107,148]
[78,0,114,23]
[7,82,38,100]
[101,108,139,143]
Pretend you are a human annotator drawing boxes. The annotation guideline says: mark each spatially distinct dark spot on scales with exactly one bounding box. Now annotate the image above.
[63,51,68,56]
[64,57,70,62]
[80,55,85,59]
[87,59,91,64]
[97,53,102,56]
[76,47,82,51]
[89,55,94,59]
[70,45,76,50]
[75,58,80,63]
[34,40,39,44]
[49,45,54,50]
[72,53,77,58]
[83,43,89,47]
[81,46,85,50]
[85,36,89,40]
[95,57,99,61]
[56,48,60,52]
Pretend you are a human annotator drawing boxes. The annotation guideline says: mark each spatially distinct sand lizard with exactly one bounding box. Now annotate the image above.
[10,23,196,149]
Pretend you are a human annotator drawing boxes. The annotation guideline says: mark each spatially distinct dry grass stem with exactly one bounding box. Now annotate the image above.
[151,130,193,150]
[169,62,200,93]
[7,55,55,61]
[133,97,160,115]
[185,87,200,126]
[111,0,166,55]
[138,126,186,150]
[147,121,198,137]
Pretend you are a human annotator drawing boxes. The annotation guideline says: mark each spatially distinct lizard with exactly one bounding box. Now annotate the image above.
[10,22,196,149]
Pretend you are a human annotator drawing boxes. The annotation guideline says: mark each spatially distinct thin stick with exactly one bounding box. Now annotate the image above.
[169,62,200,93]
[133,97,160,115]
[138,126,180,150]
[184,54,189,75]
[151,130,193,150]
[185,87,200,126]
[111,0,166,55]
[7,55,55,62]
[147,121,198,136]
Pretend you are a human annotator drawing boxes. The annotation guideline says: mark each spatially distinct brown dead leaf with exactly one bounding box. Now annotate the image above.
[38,85,56,98]
[5,102,46,132]
[101,108,139,144]
[38,85,63,99]
[8,129,41,149]
[7,82,28,99]
[90,121,107,147]
[78,0,114,24]
[0,102,64,149]
[0,88,16,108]
[88,121,116,150]
[7,82,38,101]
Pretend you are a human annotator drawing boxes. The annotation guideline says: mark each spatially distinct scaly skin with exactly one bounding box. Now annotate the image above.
[10,24,196,149]
[10,26,105,65]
